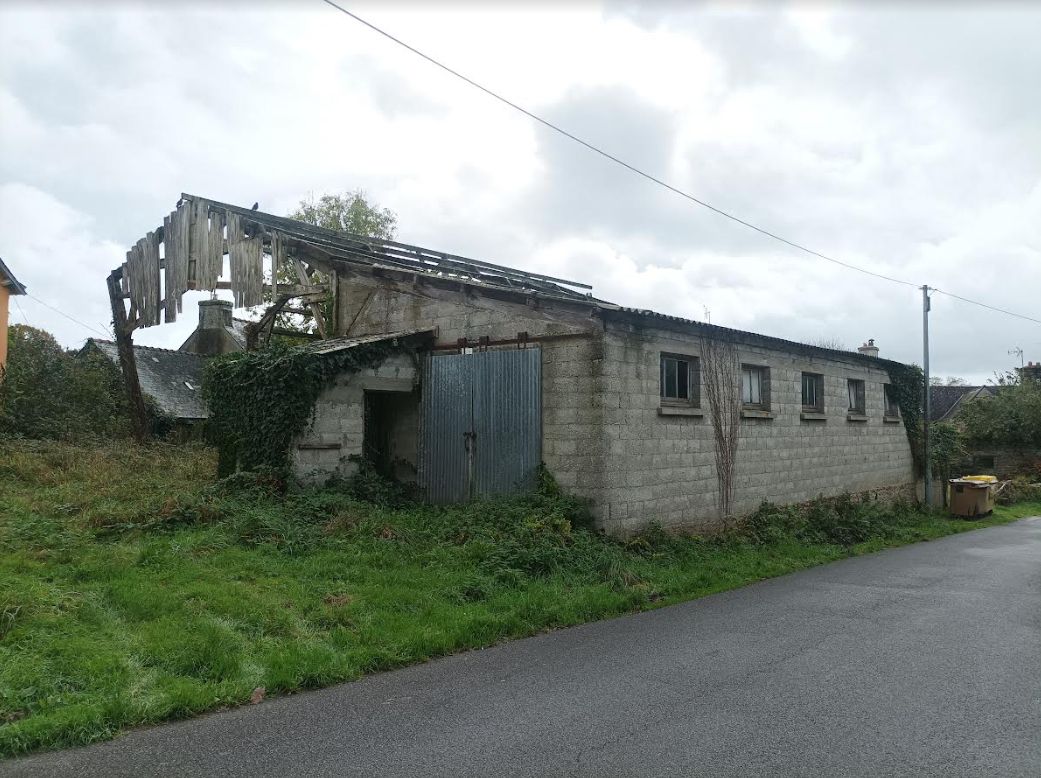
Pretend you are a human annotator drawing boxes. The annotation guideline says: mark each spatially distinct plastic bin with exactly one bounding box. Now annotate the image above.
[948,478,996,518]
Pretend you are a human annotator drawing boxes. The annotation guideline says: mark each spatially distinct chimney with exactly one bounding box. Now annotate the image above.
[190,299,235,355]
[1019,361,1041,384]
[858,338,880,358]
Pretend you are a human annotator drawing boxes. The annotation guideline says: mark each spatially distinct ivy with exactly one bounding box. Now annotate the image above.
[883,362,925,472]
[202,341,409,477]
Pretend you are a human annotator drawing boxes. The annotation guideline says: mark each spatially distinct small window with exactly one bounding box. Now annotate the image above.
[847,378,866,414]
[883,384,900,417]
[741,365,769,409]
[660,353,700,406]
[801,373,824,411]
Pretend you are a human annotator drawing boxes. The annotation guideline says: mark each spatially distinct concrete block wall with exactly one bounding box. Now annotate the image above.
[596,320,915,534]
[291,353,418,484]
[329,274,915,533]
[334,277,606,502]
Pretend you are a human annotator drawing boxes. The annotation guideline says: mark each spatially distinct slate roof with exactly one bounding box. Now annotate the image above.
[88,339,209,420]
[929,385,992,422]
[0,257,26,295]
[229,318,250,349]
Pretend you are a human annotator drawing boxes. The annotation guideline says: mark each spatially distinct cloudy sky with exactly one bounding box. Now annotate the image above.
[2,1,1039,382]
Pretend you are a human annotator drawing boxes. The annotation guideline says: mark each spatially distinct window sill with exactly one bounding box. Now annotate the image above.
[800,411,827,421]
[658,406,704,417]
[741,409,774,420]
[883,415,902,424]
[297,442,342,450]
[846,413,868,423]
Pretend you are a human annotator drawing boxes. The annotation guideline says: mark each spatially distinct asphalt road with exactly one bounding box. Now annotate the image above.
[4,518,1040,777]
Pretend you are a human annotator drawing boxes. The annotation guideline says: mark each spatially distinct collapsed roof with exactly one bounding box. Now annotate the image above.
[112,194,906,371]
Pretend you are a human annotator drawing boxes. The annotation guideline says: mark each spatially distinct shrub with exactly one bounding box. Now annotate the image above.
[996,476,1041,506]
[741,493,921,547]
[0,326,130,441]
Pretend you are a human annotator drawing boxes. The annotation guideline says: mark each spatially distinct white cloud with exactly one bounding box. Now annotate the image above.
[0,1,1038,385]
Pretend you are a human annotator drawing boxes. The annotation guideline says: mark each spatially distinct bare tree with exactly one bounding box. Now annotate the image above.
[701,336,741,520]
[809,337,849,351]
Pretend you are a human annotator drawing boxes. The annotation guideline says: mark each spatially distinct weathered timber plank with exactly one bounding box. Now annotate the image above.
[163,214,177,323]
[140,230,161,326]
[198,206,224,290]
[227,212,264,308]
[293,258,328,338]
[196,201,223,289]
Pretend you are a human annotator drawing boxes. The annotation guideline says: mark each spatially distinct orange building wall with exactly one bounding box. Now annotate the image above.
[0,284,10,369]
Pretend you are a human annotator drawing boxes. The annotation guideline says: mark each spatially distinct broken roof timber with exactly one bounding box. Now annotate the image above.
[304,329,436,356]
[178,194,593,300]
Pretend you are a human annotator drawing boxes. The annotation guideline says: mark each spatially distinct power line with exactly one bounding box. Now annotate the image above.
[26,294,111,339]
[319,0,915,289]
[319,0,1039,326]
[13,297,30,326]
[931,288,1041,325]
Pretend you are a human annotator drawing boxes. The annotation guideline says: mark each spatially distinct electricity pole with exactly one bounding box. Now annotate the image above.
[922,285,932,507]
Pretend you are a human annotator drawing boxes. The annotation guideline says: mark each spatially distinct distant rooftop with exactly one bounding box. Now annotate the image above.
[0,257,26,295]
[87,339,208,420]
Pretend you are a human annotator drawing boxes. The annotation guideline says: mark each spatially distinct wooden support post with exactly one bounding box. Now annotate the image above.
[107,272,150,443]
[293,259,328,338]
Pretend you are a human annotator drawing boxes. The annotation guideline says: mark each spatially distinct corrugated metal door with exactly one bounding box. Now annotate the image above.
[419,352,474,503]
[419,348,541,503]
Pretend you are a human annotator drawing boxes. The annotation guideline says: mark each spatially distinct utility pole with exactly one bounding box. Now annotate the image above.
[922,285,932,508]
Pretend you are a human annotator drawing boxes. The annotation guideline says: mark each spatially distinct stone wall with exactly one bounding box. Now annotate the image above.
[959,448,1041,479]
[595,316,915,534]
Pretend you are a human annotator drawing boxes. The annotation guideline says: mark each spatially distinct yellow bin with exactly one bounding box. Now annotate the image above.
[948,477,996,518]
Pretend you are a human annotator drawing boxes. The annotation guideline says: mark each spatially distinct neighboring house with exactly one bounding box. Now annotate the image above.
[84,340,208,423]
[0,257,27,370]
[112,196,918,533]
[86,298,248,425]
[930,382,1038,476]
[929,385,996,423]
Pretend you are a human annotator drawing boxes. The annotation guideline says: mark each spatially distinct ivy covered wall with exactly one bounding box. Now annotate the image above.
[202,340,414,476]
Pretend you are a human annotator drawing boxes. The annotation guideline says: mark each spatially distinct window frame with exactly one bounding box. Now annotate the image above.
[801,372,824,412]
[883,384,901,418]
[847,378,867,414]
[741,364,770,410]
[659,352,700,407]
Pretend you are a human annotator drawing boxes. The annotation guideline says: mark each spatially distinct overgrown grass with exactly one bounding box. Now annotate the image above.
[1,439,1036,758]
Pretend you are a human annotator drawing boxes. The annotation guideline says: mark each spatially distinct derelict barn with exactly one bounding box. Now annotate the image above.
[111,195,915,533]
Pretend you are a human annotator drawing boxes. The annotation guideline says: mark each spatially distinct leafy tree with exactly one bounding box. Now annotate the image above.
[930,376,968,386]
[258,191,397,337]
[959,373,1041,450]
[0,325,130,440]
[930,421,967,483]
[290,191,396,238]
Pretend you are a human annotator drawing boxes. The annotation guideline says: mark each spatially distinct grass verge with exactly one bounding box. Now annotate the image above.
[1,439,1037,758]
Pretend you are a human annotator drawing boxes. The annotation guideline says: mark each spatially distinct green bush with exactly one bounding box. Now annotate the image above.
[0,326,130,441]
[997,476,1041,506]
[742,493,921,547]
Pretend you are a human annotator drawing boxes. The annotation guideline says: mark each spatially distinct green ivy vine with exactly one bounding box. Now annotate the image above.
[883,362,925,472]
[202,341,409,477]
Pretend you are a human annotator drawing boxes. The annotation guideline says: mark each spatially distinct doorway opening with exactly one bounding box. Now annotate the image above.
[363,390,420,483]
